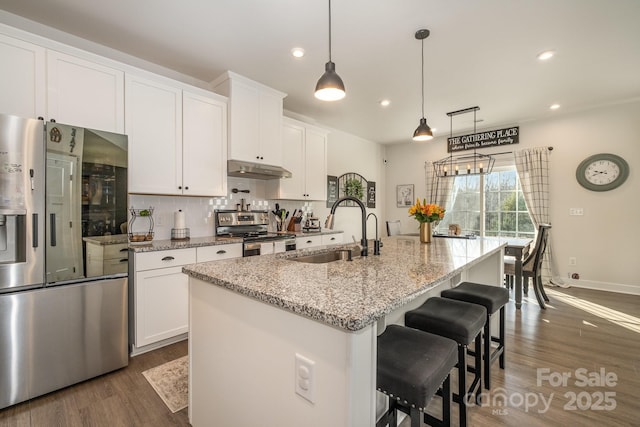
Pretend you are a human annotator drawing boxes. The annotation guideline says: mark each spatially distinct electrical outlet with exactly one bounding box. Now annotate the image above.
[569,208,584,216]
[569,257,577,266]
[295,353,315,403]
[155,213,164,226]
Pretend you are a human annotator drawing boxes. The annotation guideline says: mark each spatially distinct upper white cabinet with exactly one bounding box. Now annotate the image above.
[212,71,286,167]
[126,72,227,196]
[126,73,183,195]
[267,117,328,200]
[47,51,124,133]
[182,90,227,196]
[0,33,45,118]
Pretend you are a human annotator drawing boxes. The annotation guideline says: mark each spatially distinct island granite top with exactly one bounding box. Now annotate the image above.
[182,236,506,332]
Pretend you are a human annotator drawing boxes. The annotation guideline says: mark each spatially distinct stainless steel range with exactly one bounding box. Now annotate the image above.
[215,210,296,256]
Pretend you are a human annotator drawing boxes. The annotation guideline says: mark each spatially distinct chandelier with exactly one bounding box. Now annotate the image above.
[433,106,495,178]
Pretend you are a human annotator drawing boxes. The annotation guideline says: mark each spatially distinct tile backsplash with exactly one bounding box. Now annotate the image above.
[129,177,320,240]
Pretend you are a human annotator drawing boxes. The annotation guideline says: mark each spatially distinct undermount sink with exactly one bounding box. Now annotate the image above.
[290,248,359,264]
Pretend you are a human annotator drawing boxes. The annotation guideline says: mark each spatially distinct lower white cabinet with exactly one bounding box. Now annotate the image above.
[322,233,344,245]
[131,244,242,354]
[296,233,344,250]
[133,248,196,350]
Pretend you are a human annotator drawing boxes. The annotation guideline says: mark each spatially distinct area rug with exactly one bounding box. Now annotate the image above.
[142,355,188,413]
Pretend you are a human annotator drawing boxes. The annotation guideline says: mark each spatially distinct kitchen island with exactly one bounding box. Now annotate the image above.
[183,235,505,427]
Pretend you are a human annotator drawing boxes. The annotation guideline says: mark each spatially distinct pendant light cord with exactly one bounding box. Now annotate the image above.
[421,37,425,118]
[328,0,333,62]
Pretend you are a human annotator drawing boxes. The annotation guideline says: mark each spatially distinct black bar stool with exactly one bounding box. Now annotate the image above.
[405,297,485,427]
[441,282,509,390]
[377,325,458,427]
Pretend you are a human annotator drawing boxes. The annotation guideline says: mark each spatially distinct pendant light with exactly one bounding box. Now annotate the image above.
[413,29,433,141]
[315,0,346,101]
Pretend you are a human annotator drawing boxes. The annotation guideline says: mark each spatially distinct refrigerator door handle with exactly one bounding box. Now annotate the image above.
[49,213,57,247]
[32,213,38,247]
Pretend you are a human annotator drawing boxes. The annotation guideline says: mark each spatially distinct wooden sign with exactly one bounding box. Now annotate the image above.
[447,126,519,152]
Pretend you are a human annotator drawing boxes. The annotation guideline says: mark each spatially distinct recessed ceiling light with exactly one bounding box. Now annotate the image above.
[537,50,555,61]
[291,48,305,58]
[550,103,560,110]
[379,99,390,107]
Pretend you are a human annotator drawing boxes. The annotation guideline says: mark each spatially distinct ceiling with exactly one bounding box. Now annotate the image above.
[2,0,639,144]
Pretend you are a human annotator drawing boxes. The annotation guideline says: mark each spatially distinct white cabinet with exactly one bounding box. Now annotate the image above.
[126,72,227,196]
[212,71,286,166]
[126,73,182,195]
[131,243,243,354]
[182,91,227,196]
[267,118,328,200]
[296,235,323,249]
[0,33,45,118]
[0,32,124,131]
[197,243,242,262]
[47,50,124,133]
[322,233,344,245]
[133,248,196,349]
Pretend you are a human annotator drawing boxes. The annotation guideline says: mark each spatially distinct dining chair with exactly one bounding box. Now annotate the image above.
[386,220,401,236]
[504,224,552,308]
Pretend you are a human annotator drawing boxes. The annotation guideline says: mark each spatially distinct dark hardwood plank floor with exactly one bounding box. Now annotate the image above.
[1,286,639,426]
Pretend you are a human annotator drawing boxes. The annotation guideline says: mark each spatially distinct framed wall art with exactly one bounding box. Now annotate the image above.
[396,184,414,208]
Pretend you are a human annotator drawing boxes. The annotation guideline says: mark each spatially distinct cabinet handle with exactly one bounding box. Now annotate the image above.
[256,156,260,160]
[120,248,128,252]
[119,259,128,263]
[178,186,182,190]
[185,186,189,190]
[330,237,335,241]
[216,250,227,254]
[306,240,312,244]
[161,256,175,261]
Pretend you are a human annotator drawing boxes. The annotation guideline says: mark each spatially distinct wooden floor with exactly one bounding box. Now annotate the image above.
[1,286,639,427]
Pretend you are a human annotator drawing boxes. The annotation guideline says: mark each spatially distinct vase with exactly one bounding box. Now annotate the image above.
[419,222,432,243]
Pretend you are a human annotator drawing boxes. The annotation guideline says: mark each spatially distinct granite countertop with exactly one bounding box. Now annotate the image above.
[83,234,129,245]
[128,235,243,252]
[182,236,505,332]
[128,229,344,253]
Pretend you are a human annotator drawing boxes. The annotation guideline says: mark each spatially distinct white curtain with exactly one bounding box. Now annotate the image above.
[513,147,564,287]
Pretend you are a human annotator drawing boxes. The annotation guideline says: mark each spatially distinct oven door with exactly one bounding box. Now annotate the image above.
[243,242,261,257]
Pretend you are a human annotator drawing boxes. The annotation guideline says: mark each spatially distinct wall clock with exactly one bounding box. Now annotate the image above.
[575,153,629,191]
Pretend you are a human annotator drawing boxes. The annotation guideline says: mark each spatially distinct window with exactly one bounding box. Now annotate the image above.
[435,167,535,238]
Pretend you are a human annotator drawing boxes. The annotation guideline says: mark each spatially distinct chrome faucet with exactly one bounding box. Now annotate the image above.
[325,196,368,256]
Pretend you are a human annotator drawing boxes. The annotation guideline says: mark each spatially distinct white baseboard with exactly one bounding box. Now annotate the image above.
[562,279,640,296]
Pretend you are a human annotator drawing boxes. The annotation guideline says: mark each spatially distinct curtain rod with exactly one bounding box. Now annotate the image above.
[486,146,554,156]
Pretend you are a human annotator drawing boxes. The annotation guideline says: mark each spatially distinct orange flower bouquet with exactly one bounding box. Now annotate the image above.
[408,198,445,223]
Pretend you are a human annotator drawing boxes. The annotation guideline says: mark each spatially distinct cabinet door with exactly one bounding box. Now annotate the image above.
[135,266,188,347]
[126,74,182,194]
[0,34,45,118]
[277,121,305,198]
[304,128,328,200]
[259,93,283,166]
[183,91,227,196]
[227,80,260,162]
[47,51,124,132]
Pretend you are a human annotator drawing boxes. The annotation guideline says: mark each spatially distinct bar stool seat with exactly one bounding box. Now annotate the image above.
[441,282,509,390]
[405,297,486,427]
[377,324,458,427]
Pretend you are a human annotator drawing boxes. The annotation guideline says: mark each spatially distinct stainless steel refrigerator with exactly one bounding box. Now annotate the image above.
[0,114,129,410]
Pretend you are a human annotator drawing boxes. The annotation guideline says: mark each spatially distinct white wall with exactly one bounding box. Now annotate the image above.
[385,100,640,294]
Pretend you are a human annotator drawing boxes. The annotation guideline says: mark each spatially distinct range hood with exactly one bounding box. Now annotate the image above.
[227,159,292,180]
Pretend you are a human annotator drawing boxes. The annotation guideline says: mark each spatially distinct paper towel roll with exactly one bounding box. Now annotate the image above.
[174,210,186,229]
